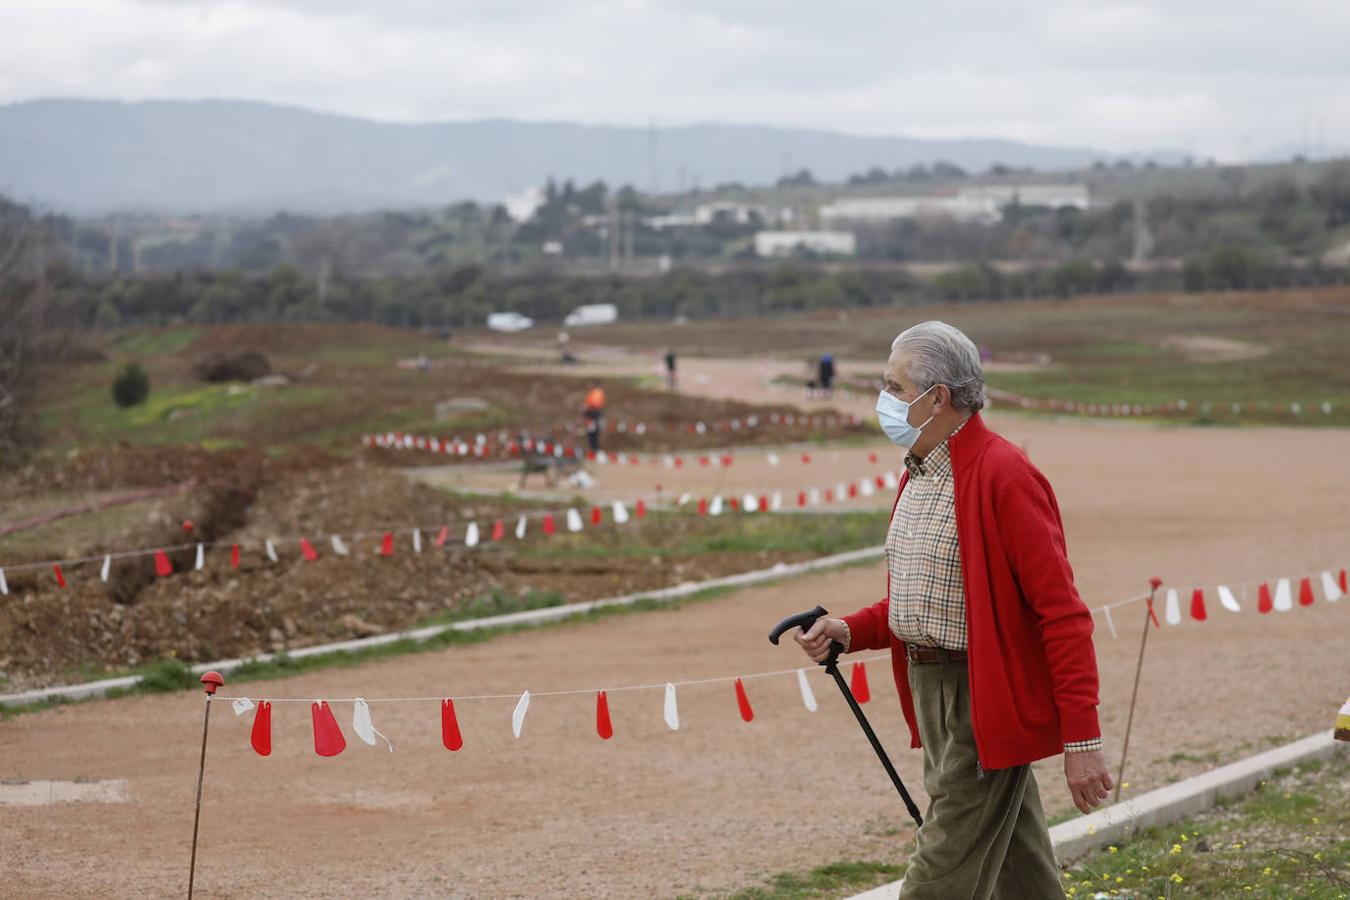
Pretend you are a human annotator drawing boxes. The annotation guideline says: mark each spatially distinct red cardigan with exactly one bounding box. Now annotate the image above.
[843,413,1101,770]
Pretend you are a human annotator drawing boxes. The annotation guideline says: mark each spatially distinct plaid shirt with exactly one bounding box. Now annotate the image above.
[882,419,1102,754]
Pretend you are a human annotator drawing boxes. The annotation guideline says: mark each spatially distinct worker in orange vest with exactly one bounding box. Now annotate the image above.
[583,383,606,453]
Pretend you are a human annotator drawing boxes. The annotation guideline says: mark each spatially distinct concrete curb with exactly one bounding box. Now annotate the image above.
[845,731,1345,900]
[0,545,883,708]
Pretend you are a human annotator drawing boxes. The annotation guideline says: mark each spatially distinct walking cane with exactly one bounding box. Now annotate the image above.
[188,670,224,899]
[770,605,923,827]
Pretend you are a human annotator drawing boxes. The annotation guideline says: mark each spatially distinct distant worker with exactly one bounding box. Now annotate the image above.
[818,353,836,398]
[664,348,678,390]
[559,330,577,364]
[583,382,606,453]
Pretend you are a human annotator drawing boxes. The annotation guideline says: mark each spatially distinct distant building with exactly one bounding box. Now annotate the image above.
[542,240,564,256]
[958,184,1090,211]
[819,184,1090,226]
[819,195,1001,225]
[754,231,857,258]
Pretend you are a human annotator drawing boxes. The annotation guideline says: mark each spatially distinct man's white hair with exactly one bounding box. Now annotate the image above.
[890,321,986,411]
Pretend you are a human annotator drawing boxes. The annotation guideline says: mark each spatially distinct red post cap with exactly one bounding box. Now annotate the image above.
[200,671,225,694]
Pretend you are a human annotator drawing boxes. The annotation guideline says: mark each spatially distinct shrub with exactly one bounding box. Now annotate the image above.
[112,363,150,408]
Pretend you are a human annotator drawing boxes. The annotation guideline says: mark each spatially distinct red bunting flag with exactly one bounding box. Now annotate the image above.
[441,699,463,751]
[635,499,646,519]
[674,457,683,468]
[435,526,449,548]
[380,532,394,556]
[491,519,506,541]
[875,475,886,489]
[311,701,346,757]
[591,506,602,526]
[797,491,807,508]
[698,455,710,467]
[729,497,739,511]
[1298,577,1315,607]
[759,495,769,513]
[596,691,613,740]
[848,482,858,498]
[231,543,240,569]
[251,701,272,756]
[300,539,319,561]
[1190,588,1207,621]
[801,453,811,464]
[734,678,754,722]
[697,498,708,516]
[154,549,173,578]
[1258,582,1273,614]
[824,488,834,503]
[868,452,878,464]
[720,454,732,467]
[1341,570,1348,593]
[850,662,871,703]
[53,564,66,588]
[542,514,556,536]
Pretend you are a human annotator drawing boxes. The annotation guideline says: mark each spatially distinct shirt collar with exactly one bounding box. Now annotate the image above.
[903,415,970,478]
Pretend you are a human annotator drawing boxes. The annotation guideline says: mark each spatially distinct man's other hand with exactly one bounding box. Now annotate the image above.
[1065,749,1112,814]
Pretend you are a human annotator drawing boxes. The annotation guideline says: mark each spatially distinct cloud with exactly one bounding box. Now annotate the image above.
[0,0,1346,160]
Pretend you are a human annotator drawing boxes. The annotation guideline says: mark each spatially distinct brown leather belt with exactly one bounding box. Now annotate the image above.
[906,645,967,664]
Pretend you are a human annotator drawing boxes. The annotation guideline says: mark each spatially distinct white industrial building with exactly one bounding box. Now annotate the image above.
[754,231,857,258]
[819,184,1090,226]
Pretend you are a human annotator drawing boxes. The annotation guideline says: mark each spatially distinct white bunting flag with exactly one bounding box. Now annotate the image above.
[797,669,818,712]
[231,697,255,716]
[883,471,900,490]
[835,483,847,502]
[612,501,630,524]
[860,478,875,497]
[663,454,675,468]
[330,535,349,556]
[567,508,584,532]
[767,452,780,467]
[1273,578,1293,612]
[596,450,609,464]
[1102,605,1118,639]
[677,492,692,507]
[709,495,724,516]
[465,522,480,547]
[808,488,822,506]
[195,543,205,571]
[770,491,783,512]
[1321,571,1343,602]
[512,690,531,738]
[0,566,7,596]
[352,699,394,752]
[743,494,758,513]
[1217,585,1242,613]
[1164,588,1181,625]
[515,515,528,540]
[265,539,278,563]
[100,555,112,583]
[412,528,422,554]
[663,683,680,731]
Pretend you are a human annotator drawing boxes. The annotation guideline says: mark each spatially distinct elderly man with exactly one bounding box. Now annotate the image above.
[797,321,1110,899]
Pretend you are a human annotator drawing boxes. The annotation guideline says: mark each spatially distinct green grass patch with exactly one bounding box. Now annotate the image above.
[521,509,889,560]
[1063,754,1350,898]
[108,326,203,357]
[713,861,908,900]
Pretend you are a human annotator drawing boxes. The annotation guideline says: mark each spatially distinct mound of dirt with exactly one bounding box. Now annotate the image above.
[193,350,272,383]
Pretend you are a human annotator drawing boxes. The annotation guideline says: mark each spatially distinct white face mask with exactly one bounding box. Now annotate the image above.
[876,384,937,448]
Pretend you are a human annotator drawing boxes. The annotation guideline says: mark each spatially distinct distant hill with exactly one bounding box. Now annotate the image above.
[0,98,1183,215]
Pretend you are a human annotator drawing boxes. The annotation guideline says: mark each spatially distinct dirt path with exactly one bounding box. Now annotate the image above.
[4,412,1349,897]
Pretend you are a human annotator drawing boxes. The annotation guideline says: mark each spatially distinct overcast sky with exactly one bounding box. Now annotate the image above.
[2,0,1347,160]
